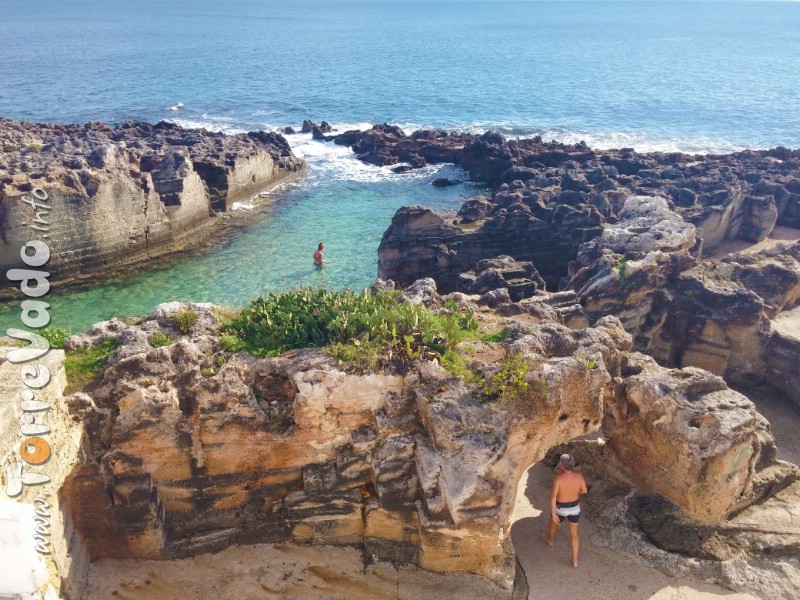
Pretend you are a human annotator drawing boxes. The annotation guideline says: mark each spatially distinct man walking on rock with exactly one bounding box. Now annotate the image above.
[542,453,588,568]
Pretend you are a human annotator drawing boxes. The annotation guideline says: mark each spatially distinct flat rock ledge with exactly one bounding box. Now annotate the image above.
[0,118,305,292]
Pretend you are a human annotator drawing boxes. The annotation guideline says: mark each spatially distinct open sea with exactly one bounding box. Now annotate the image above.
[1,0,799,332]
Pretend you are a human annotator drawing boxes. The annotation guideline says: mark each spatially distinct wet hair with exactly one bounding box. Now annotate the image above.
[318,242,324,250]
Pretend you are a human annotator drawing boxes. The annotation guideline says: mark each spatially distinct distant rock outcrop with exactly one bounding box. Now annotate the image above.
[0,118,305,292]
[372,130,799,293]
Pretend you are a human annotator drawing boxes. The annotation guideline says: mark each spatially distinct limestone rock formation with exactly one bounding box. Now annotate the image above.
[0,119,305,292]
[338,126,799,231]
[48,290,787,597]
[0,346,87,599]
[372,125,800,292]
[378,202,603,291]
[58,301,625,586]
[566,196,800,408]
[361,127,798,292]
[603,353,776,523]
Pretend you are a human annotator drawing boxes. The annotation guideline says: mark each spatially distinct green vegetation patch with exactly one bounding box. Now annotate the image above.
[480,328,510,343]
[224,288,479,367]
[38,327,69,349]
[174,308,198,333]
[615,256,629,282]
[148,331,174,348]
[65,337,120,392]
[479,352,548,417]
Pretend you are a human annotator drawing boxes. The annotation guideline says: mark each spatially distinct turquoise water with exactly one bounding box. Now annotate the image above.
[1,0,799,332]
[0,151,481,332]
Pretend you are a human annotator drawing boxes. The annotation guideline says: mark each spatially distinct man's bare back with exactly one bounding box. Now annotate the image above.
[543,454,588,568]
[552,470,587,503]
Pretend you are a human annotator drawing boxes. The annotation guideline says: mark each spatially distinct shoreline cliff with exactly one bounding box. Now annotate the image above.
[0,118,305,296]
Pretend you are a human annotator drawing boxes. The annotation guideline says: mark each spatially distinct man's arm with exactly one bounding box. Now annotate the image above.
[580,475,588,495]
[550,477,560,523]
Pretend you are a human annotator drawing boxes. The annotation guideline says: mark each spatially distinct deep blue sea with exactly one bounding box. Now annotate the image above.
[1,0,799,332]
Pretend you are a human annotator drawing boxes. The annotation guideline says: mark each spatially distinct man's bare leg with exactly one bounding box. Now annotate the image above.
[568,521,579,567]
[542,519,558,546]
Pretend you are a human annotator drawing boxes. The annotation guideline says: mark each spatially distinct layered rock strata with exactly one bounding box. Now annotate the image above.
[51,290,785,595]
[0,119,304,291]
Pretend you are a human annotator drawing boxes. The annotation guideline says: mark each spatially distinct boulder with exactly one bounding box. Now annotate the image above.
[459,255,545,301]
[603,353,776,523]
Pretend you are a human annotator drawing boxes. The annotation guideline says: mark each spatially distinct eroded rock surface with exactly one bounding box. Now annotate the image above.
[567,196,800,406]
[52,290,787,596]
[370,127,799,292]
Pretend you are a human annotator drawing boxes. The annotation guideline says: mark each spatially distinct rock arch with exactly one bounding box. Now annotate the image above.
[53,300,780,597]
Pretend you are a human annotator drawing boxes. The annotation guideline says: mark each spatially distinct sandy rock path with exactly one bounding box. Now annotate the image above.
[510,464,760,600]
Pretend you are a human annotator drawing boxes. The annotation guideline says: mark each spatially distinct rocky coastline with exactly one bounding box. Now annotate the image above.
[12,285,797,599]
[0,118,305,296]
[3,121,800,600]
[323,124,800,408]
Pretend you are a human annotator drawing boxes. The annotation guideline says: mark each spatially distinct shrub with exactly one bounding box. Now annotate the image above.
[224,288,479,362]
[64,337,120,392]
[615,256,629,282]
[481,328,510,343]
[200,367,217,377]
[219,333,244,352]
[148,331,173,348]
[480,352,548,417]
[440,348,481,384]
[174,308,198,333]
[329,339,384,371]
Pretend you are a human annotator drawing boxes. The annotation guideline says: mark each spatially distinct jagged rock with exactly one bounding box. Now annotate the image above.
[335,125,799,258]
[38,294,791,598]
[603,353,778,523]
[568,213,800,403]
[378,202,604,292]
[0,118,305,293]
[398,277,442,308]
[600,196,696,255]
[478,288,511,308]
[56,303,645,589]
[766,331,800,412]
[459,255,545,301]
[583,474,800,600]
[431,177,460,188]
[457,196,492,224]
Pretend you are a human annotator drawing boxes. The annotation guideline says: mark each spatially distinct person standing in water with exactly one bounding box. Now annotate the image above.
[313,242,326,266]
[542,453,588,568]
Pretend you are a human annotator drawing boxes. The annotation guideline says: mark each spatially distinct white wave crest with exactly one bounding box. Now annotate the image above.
[286,132,453,184]
[168,115,248,135]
